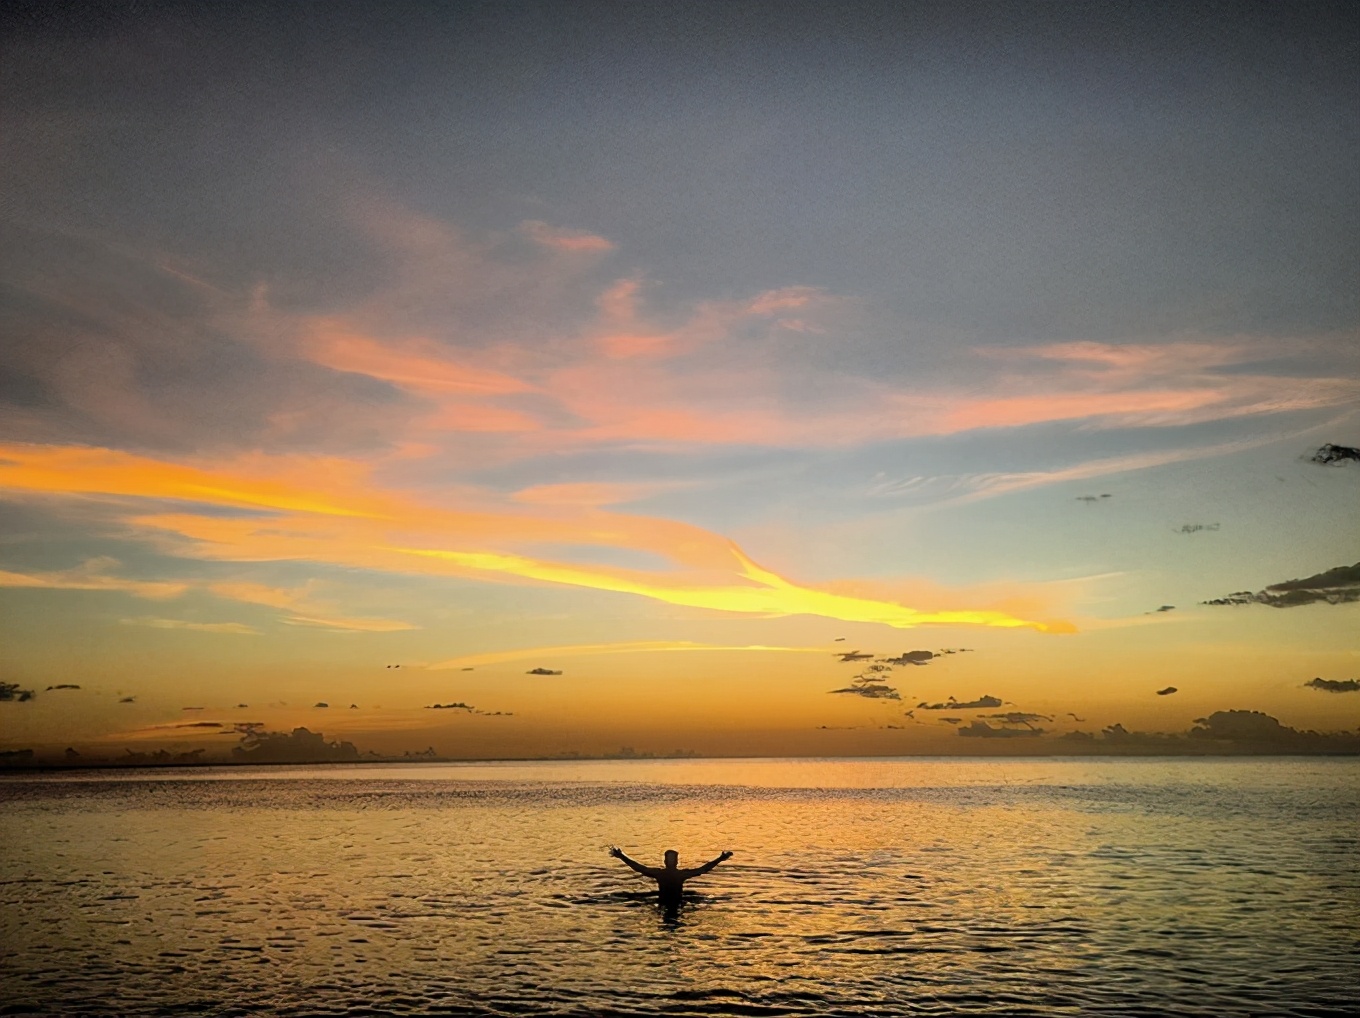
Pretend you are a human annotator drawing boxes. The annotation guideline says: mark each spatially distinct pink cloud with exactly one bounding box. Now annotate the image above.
[520,219,615,253]
[303,323,534,397]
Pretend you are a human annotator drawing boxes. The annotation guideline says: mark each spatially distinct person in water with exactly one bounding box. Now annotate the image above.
[608,846,733,908]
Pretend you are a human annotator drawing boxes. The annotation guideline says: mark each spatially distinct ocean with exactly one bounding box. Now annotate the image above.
[2,758,1356,1016]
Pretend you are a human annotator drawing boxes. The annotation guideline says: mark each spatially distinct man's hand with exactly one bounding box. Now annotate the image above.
[608,846,624,859]
[719,851,733,861]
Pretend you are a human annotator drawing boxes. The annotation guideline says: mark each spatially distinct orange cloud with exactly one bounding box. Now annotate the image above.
[0,442,384,518]
[392,544,1071,633]
[0,442,1067,634]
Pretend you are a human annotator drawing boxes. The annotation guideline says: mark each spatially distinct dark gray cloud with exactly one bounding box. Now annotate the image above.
[176,721,222,729]
[231,727,359,763]
[980,711,1052,725]
[958,720,1043,738]
[1176,523,1219,534]
[1156,686,1178,696]
[1188,710,1352,746]
[830,660,902,700]
[1308,443,1360,466]
[1,682,37,702]
[836,651,873,662]
[879,650,935,666]
[426,702,474,711]
[1076,494,1112,503]
[120,748,207,765]
[313,701,329,708]
[1061,711,1360,753]
[828,682,900,700]
[918,694,1004,710]
[1204,562,1360,608]
[526,667,562,675]
[1304,677,1360,693]
[44,683,80,691]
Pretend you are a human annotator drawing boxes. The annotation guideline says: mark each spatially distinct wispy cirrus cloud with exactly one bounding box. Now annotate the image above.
[120,617,260,635]
[519,219,615,253]
[204,581,418,632]
[430,640,832,670]
[0,558,186,600]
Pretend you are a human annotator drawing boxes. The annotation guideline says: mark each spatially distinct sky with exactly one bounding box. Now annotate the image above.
[2,0,1358,759]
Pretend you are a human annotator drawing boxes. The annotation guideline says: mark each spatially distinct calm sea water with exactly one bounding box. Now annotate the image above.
[1,758,1357,1017]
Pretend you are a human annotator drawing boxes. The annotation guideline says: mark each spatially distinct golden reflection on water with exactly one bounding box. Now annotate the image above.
[2,758,1357,1016]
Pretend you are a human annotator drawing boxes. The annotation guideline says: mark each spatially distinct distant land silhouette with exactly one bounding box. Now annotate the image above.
[3,711,1359,770]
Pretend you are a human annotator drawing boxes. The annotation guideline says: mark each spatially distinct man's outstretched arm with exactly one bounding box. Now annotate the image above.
[609,846,658,877]
[680,851,733,879]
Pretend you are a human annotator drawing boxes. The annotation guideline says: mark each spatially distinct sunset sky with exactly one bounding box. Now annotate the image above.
[2,1,1357,758]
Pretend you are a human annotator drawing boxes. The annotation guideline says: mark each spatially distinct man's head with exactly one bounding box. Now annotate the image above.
[663,849,679,868]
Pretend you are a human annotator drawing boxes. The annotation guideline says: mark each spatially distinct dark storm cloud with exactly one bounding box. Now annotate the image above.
[1156,686,1178,696]
[1308,443,1360,465]
[1,682,37,702]
[1304,677,1360,693]
[917,694,1004,710]
[426,702,474,711]
[176,721,222,729]
[836,651,873,662]
[313,702,329,708]
[1203,562,1360,608]
[526,667,562,675]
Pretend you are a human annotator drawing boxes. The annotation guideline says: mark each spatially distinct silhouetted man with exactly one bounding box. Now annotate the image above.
[609,846,732,909]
